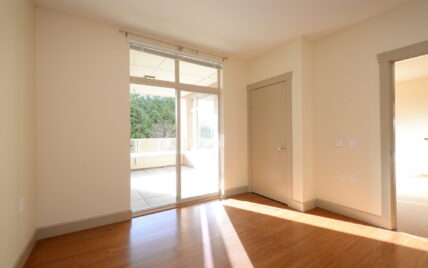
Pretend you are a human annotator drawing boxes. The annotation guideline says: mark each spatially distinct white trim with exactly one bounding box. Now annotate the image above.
[14,232,36,268]
[37,211,132,240]
[130,76,220,95]
[377,40,428,229]
[132,194,220,217]
[175,59,182,203]
[130,51,222,214]
[124,31,225,66]
[316,199,384,227]
[132,44,222,69]
[179,192,220,204]
[217,68,224,198]
[225,186,249,197]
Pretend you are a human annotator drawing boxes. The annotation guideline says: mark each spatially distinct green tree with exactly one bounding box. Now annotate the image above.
[130,94,176,139]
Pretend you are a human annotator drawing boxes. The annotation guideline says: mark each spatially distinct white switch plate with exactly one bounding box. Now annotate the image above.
[336,136,344,147]
[350,138,358,148]
[19,197,24,212]
[339,172,346,181]
[350,174,358,183]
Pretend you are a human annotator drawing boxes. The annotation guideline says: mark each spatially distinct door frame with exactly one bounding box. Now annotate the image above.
[378,40,428,230]
[247,72,293,205]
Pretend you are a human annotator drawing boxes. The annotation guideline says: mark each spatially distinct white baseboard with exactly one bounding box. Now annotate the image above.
[316,199,385,228]
[302,199,317,212]
[288,199,316,212]
[36,210,132,240]
[224,190,384,228]
[14,231,36,268]
[224,186,249,197]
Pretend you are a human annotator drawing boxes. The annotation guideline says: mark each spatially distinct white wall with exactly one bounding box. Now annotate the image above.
[314,0,428,216]
[0,0,36,267]
[36,8,130,228]
[247,37,316,206]
[36,8,249,227]
[395,77,428,176]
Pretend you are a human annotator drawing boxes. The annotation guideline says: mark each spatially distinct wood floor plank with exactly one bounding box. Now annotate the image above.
[25,193,428,267]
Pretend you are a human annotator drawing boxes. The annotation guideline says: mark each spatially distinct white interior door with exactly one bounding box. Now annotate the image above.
[250,80,292,204]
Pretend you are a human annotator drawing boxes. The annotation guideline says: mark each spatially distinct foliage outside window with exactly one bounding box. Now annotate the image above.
[130,94,176,139]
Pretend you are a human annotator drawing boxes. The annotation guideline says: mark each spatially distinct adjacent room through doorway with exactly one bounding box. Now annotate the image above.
[395,53,428,238]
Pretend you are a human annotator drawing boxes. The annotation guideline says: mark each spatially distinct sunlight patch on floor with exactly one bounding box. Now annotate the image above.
[222,198,428,252]
[212,203,254,268]
[200,206,214,268]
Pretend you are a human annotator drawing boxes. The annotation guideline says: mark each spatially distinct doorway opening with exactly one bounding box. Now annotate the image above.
[129,44,222,214]
[378,40,428,230]
[394,54,428,238]
[130,85,177,211]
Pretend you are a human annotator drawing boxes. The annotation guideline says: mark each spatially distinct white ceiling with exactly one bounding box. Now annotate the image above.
[36,0,411,60]
[396,54,428,82]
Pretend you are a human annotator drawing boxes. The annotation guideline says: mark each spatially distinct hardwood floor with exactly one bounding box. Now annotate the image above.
[25,193,428,267]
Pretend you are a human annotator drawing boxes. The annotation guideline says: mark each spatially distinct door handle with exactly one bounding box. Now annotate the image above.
[276,146,286,151]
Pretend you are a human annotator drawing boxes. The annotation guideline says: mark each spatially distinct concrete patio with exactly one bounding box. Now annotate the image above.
[131,165,218,212]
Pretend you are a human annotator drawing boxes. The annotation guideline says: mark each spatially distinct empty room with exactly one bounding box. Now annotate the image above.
[2,0,428,267]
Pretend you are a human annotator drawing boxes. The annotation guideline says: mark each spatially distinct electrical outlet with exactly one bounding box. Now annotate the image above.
[350,174,358,183]
[339,172,346,181]
[350,138,358,148]
[19,197,24,212]
[336,136,344,148]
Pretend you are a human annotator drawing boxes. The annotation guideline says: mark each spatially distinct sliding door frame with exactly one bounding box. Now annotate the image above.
[130,57,222,213]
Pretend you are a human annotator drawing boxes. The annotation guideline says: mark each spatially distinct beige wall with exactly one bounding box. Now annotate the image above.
[0,0,36,267]
[314,0,428,216]
[30,0,428,236]
[301,39,315,202]
[36,8,249,227]
[222,59,248,194]
[246,0,428,220]
[36,8,131,228]
[247,37,316,205]
[395,76,428,176]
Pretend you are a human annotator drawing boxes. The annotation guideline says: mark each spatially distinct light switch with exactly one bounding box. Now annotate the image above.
[336,136,344,147]
[19,197,24,212]
[339,172,346,181]
[350,174,358,183]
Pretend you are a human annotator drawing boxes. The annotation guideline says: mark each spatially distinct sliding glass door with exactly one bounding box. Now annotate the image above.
[180,92,219,199]
[129,43,221,213]
[130,84,177,212]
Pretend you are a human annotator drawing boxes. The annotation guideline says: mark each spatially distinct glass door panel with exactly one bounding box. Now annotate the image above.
[130,48,175,82]
[130,84,177,212]
[179,61,218,88]
[180,91,219,199]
